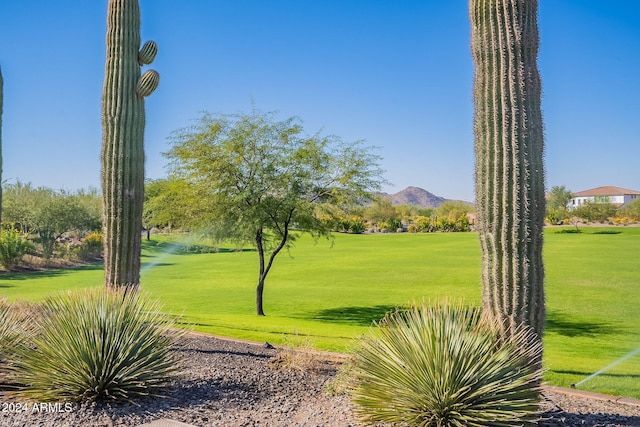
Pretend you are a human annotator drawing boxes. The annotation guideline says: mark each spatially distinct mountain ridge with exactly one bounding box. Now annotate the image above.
[379,186,472,208]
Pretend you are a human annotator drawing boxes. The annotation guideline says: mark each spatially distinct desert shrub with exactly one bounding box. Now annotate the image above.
[545,208,570,225]
[347,217,366,234]
[76,232,103,260]
[324,355,358,396]
[335,216,366,234]
[378,218,402,232]
[414,215,433,232]
[351,302,543,426]
[617,199,640,222]
[573,202,617,223]
[454,213,471,231]
[13,288,184,402]
[0,225,35,270]
[269,334,324,373]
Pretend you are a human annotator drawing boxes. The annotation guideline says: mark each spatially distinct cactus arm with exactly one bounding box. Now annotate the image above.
[101,0,158,288]
[0,66,3,223]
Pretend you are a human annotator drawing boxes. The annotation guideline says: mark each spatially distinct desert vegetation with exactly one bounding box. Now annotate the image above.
[1,289,181,402]
[2,1,638,424]
[2,228,639,401]
[351,302,543,426]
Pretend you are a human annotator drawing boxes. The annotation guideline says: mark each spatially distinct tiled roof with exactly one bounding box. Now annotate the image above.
[573,186,640,197]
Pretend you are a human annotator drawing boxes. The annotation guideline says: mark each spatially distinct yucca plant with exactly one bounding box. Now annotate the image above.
[351,302,543,426]
[0,300,39,386]
[0,299,25,384]
[14,288,182,402]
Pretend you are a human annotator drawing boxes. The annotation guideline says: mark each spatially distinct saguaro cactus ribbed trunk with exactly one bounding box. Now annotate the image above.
[470,0,546,339]
[0,66,3,223]
[101,0,159,289]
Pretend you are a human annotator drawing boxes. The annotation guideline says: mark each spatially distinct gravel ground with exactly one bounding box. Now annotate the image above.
[1,333,639,427]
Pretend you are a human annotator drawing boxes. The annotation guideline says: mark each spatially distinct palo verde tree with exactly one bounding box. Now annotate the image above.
[101,0,159,289]
[165,109,384,316]
[470,0,546,340]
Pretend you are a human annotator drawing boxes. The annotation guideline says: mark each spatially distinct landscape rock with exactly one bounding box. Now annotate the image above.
[1,334,639,426]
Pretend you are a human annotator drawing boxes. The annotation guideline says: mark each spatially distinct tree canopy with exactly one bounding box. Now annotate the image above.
[547,185,573,211]
[162,109,385,315]
[3,182,102,259]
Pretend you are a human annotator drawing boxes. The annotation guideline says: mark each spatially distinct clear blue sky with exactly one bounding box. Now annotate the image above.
[1,1,638,202]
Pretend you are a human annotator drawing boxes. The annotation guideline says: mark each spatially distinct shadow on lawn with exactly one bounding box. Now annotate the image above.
[545,310,619,337]
[310,304,397,327]
[0,263,103,282]
[551,369,640,380]
[142,240,255,256]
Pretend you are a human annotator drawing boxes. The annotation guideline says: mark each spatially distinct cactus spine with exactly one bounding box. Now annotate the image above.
[101,0,158,289]
[470,0,546,339]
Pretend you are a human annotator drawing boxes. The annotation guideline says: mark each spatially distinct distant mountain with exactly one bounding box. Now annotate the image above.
[376,186,446,208]
[376,186,473,208]
[390,186,447,208]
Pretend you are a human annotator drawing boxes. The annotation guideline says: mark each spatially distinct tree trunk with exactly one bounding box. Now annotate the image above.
[256,275,266,316]
[255,228,266,316]
[253,212,293,316]
[470,0,546,340]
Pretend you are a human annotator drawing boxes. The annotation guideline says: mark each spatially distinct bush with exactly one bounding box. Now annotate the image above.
[336,216,366,234]
[351,302,543,426]
[14,288,184,402]
[617,199,640,222]
[414,215,433,232]
[545,208,569,225]
[77,232,103,260]
[573,202,617,223]
[0,225,34,270]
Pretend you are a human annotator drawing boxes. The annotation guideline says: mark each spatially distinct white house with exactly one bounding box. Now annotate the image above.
[569,186,640,209]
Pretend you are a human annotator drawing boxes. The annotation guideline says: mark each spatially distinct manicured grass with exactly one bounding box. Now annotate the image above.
[1,227,639,399]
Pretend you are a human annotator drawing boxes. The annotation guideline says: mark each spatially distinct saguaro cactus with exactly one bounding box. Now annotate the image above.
[0,66,3,223]
[469,0,546,339]
[101,0,159,289]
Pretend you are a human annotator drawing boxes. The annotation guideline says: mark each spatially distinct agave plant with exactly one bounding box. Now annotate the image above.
[351,302,543,426]
[14,288,183,402]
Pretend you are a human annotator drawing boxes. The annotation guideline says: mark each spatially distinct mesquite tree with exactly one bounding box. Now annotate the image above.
[470,0,546,339]
[165,110,384,316]
[101,0,159,289]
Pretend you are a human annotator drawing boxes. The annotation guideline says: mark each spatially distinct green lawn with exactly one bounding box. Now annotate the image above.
[1,227,639,399]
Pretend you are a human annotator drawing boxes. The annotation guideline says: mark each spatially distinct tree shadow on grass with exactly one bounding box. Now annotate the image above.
[309,305,398,327]
[0,263,103,282]
[142,240,255,256]
[140,261,175,270]
[551,369,640,380]
[545,310,620,337]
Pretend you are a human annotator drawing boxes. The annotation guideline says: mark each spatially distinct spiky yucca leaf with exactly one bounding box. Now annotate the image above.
[0,299,25,382]
[352,302,543,426]
[14,288,183,402]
